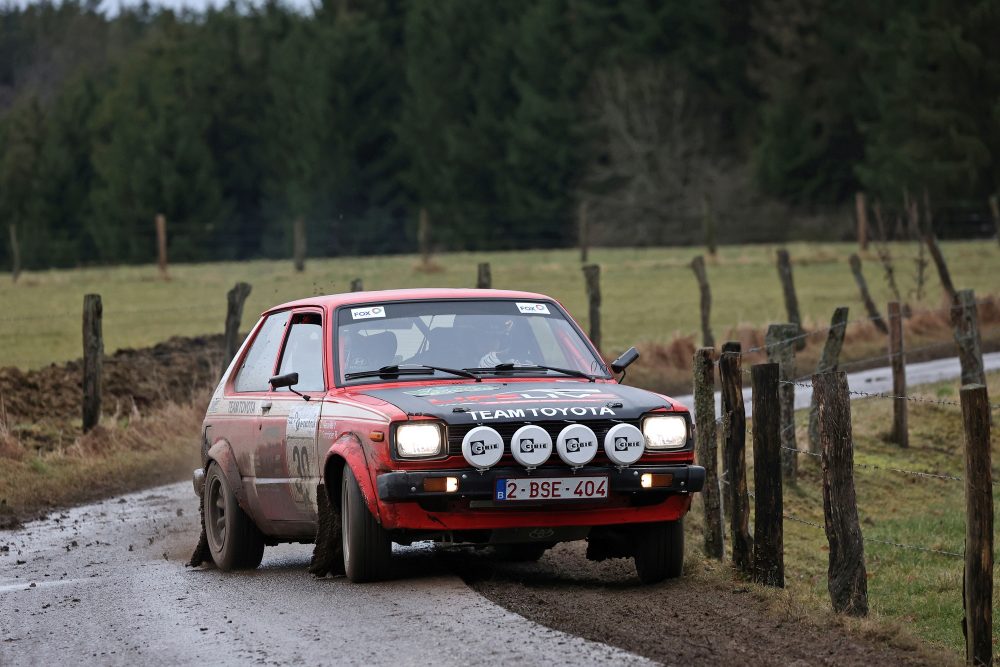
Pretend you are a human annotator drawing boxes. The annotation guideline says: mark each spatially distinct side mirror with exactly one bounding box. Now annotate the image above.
[269,372,299,389]
[610,347,639,374]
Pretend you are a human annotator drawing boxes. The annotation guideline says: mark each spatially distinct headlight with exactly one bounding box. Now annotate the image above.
[395,423,444,458]
[642,415,688,450]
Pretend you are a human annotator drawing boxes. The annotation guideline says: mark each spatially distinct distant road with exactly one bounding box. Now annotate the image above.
[675,351,1000,418]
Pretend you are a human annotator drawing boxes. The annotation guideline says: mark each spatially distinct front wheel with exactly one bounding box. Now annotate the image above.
[203,462,265,571]
[633,519,684,584]
[341,465,392,582]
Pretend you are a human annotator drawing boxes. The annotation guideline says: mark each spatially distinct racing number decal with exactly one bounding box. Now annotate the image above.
[291,445,311,503]
[286,403,321,508]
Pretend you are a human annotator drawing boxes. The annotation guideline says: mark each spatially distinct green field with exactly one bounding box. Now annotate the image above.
[2,240,998,370]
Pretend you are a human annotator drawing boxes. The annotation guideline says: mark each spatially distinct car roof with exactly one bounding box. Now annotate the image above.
[263,287,555,316]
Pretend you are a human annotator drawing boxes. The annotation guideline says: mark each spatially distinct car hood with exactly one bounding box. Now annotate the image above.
[357,381,676,425]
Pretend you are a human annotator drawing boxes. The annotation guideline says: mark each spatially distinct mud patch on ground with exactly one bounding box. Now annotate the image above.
[459,542,952,666]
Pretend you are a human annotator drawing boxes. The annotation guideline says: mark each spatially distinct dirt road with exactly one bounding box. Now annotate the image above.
[0,483,649,665]
[1,481,946,666]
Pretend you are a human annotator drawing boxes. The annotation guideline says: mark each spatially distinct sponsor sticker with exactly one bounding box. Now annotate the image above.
[351,306,386,320]
[516,302,550,315]
[406,384,502,397]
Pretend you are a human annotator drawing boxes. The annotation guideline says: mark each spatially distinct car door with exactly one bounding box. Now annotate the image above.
[258,308,326,528]
[224,310,291,529]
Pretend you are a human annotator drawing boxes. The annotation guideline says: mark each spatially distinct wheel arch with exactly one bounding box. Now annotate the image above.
[322,432,382,523]
[206,438,250,514]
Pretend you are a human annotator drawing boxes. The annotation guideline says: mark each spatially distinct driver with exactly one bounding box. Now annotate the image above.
[476,316,535,367]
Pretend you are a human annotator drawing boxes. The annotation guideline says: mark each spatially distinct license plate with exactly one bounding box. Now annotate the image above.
[494,476,608,502]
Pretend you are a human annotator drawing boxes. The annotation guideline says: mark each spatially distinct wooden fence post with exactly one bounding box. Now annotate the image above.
[418,208,432,268]
[960,383,993,667]
[694,348,723,559]
[690,256,714,348]
[848,254,888,334]
[476,262,492,289]
[8,224,21,284]
[350,278,364,292]
[809,306,849,453]
[82,294,103,432]
[720,342,752,575]
[752,362,784,587]
[583,264,601,351]
[924,234,956,303]
[815,371,868,616]
[766,323,798,483]
[952,289,986,387]
[855,192,869,251]
[702,194,717,257]
[224,282,252,365]
[888,301,908,447]
[776,249,804,350]
[578,200,589,263]
[990,195,1000,249]
[155,214,169,280]
[293,217,306,272]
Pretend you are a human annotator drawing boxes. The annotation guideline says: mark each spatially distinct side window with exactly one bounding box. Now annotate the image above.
[233,311,290,392]
[276,312,325,392]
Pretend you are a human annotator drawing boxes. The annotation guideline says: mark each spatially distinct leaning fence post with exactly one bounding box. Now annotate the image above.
[350,278,364,292]
[848,254,888,334]
[815,371,868,616]
[476,262,492,289]
[582,264,601,352]
[694,348,723,559]
[809,307,849,453]
[752,362,783,587]
[720,342,752,575]
[887,301,908,447]
[924,234,956,303]
[690,256,714,348]
[225,282,252,365]
[776,249,804,350]
[766,323,798,484]
[960,383,993,667]
[952,289,986,387]
[82,294,103,432]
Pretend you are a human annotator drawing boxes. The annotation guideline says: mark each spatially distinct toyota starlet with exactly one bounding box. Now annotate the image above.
[193,288,705,583]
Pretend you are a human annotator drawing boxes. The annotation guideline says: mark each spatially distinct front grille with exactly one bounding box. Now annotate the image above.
[446,418,641,458]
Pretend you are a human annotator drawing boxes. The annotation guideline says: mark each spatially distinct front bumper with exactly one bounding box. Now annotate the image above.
[377,464,705,502]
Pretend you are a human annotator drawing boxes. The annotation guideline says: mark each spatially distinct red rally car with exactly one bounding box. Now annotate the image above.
[193,288,705,583]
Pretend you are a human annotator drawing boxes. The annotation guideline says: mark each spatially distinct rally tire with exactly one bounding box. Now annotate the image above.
[203,462,265,571]
[492,543,551,562]
[633,519,684,584]
[341,465,392,582]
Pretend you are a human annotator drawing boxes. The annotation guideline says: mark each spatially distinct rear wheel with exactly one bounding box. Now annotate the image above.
[492,543,551,562]
[341,465,392,582]
[633,520,683,584]
[204,462,265,571]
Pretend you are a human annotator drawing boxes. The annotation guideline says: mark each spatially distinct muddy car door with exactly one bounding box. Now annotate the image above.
[257,308,325,531]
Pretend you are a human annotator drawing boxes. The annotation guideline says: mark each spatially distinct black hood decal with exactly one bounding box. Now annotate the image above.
[358,381,672,424]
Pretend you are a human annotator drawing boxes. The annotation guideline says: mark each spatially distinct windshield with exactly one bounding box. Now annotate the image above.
[336,300,609,384]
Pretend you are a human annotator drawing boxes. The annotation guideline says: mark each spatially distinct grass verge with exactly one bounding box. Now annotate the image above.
[0,398,203,527]
[687,371,999,661]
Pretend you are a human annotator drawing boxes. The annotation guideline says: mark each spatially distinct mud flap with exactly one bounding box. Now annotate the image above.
[187,491,211,568]
[309,483,345,577]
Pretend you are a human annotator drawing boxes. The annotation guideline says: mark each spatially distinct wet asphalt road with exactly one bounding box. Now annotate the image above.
[0,485,649,666]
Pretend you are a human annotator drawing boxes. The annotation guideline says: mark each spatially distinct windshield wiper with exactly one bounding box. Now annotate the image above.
[464,363,597,382]
[344,364,480,381]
